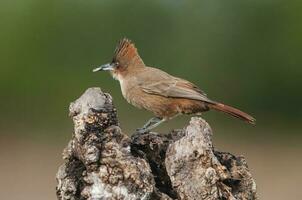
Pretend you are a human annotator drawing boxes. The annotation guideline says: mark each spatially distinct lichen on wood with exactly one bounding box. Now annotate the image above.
[56,87,257,200]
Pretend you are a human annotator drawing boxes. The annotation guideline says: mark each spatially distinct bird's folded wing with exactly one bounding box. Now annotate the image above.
[141,78,215,103]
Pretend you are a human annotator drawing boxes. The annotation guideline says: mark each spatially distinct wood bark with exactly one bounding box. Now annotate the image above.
[56,87,257,200]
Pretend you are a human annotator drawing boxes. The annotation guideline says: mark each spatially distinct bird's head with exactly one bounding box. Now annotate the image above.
[93,38,144,79]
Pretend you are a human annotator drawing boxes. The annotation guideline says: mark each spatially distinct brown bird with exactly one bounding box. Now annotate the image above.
[93,38,255,133]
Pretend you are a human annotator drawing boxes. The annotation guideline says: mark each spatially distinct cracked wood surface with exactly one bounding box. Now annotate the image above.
[56,87,257,200]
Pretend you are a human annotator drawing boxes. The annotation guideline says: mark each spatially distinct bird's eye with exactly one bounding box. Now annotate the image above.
[115,62,119,67]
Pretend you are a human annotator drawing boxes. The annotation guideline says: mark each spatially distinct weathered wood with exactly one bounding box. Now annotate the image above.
[56,87,257,200]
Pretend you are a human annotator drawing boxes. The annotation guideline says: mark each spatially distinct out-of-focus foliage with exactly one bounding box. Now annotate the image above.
[1,2,301,199]
[0,0,301,137]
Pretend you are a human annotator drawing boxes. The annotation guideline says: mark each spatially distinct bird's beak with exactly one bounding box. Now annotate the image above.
[92,63,114,72]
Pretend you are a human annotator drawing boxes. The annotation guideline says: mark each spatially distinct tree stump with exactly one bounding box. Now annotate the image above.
[56,87,257,200]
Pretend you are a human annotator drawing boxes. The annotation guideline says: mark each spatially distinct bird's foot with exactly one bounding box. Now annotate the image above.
[135,127,149,135]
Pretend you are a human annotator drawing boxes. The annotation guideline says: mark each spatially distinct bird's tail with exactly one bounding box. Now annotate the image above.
[208,102,256,124]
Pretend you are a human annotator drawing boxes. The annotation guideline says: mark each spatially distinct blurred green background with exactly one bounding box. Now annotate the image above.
[0,0,301,199]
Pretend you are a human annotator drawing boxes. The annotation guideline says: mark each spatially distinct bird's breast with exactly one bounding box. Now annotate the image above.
[114,73,131,99]
[119,78,140,106]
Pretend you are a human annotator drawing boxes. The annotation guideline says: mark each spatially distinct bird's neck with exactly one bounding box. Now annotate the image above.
[113,66,145,99]
[112,65,144,81]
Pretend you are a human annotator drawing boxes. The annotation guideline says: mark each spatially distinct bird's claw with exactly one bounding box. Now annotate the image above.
[136,127,149,135]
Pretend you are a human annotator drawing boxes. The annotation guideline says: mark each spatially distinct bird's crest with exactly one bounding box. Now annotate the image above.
[113,38,145,67]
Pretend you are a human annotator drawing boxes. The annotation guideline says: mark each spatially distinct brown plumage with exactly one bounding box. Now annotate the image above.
[93,38,255,133]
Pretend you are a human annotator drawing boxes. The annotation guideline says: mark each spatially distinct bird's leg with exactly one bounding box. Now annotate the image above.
[145,118,166,131]
[136,117,165,134]
[141,117,160,129]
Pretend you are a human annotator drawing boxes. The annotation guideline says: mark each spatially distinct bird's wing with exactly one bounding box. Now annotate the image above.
[140,68,215,103]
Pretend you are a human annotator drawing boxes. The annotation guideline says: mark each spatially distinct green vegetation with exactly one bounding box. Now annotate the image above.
[1,0,301,138]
